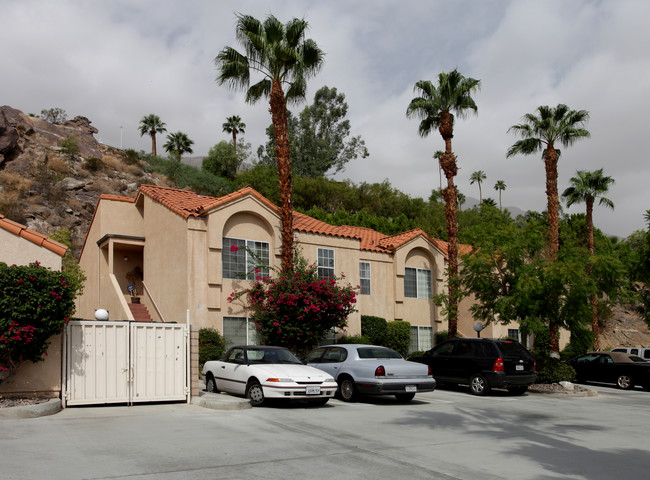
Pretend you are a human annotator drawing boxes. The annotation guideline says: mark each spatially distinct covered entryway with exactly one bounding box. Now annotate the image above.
[63,320,189,406]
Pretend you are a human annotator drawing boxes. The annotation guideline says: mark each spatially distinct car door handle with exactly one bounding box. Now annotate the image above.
[221,366,225,369]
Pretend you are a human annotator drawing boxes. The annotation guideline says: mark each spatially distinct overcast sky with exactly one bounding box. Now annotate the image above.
[3,0,649,238]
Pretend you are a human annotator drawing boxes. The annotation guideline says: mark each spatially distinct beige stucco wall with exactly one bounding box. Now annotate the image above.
[0,228,62,270]
[0,231,63,395]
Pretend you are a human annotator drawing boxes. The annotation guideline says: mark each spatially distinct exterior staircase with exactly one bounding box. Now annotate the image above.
[128,300,154,322]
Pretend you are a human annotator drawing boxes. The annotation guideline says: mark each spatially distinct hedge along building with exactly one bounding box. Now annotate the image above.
[0,214,68,396]
[76,184,516,352]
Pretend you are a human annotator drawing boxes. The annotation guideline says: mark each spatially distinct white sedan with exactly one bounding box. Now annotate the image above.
[202,345,338,407]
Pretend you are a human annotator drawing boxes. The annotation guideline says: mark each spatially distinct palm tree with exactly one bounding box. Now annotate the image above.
[406,69,480,338]
[138,114,167,156]
[163,131,194,161]
[470,170,487,203]
[494,180,506,211]
[222,115,246,156]
[507,104,590,356]
[434,150,443,191]
[215,14,324,273]
[562,168,615,349]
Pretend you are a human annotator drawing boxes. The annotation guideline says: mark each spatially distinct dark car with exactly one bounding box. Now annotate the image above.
[568,352,650,391]
[408,338,537,396]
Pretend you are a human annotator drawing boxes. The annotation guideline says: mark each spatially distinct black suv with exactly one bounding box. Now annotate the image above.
[408,338,537,396]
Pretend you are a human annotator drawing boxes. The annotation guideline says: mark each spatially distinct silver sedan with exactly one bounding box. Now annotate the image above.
[304,344,436,402]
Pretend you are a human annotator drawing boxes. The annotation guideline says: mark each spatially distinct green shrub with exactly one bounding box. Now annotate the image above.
[361,315,387,345]
[123,149,140,165]
[434,330,449,345]
[336,334,371,345]
[144,154,234,197]
[198,328,226,369]
[385,320,411,357]
[534,356,576,384]
[84,157,103,172]
[59,135,80,162]
[560,327,594,361]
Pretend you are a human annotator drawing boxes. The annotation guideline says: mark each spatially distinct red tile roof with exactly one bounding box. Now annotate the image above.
[0,214,68,257]
[106,184,469,257]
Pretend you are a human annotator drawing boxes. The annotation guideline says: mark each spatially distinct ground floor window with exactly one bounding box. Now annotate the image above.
[507,328,521,342]
[223,316,259,346]
[409,326,433,353]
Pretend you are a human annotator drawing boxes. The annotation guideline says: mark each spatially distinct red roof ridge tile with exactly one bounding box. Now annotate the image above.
[0,214,68,257]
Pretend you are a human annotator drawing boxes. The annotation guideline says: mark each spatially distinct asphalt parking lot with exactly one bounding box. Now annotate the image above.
[1,384,649,480]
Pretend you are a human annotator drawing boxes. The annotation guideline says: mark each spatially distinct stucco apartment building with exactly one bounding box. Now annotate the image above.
[77,185,519,352]
[0,214,68,395]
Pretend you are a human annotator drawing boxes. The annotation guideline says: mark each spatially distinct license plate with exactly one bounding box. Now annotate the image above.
[305,386,321,395]
[405,385,417,392]
[516,365,524,371]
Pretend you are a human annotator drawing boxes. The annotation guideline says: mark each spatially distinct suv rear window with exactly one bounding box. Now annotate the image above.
[497,341,530,357]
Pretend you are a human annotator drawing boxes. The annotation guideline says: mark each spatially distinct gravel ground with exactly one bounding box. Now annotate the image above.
[0,396,53,408]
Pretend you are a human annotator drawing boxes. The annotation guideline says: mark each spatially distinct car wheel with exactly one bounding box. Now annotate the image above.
[643,383,650,392]
[395,392,416,402]
[507,385,528,395]
[617,374,634,390]
[246,380,266,407]
[308,398,329,407]
[469,374,491,396]
[205,375,219,393]
[338,377,358,402]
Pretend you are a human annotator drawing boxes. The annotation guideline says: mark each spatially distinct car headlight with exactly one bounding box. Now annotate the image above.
[265,378,294,383]
[325,377,335,383]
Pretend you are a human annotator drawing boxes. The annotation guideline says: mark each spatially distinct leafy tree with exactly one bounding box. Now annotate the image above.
[163,131,194,161]
[228,255,357,355]
[470,170,487,203]
[144,153,233,196]
[59,135,80,162]
[507,104,590,356]
[222,115,246,156]
[216,13,325,274]
[138,114,167,156]
[481,198,497,207]
[494,180,506,211]
[199,328,227,369]
[1,262,79,384]
[49,228,86,296]
[203,140,242,181]
[40,107,67,124]
[562,168,615,348]
[406,69,480,338]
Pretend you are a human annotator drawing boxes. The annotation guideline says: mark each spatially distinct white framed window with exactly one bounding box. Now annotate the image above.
[318,248,335,279]
[223,316,259,346]
[409,326,433,353]
[404,267,432,299]
[359,262,371,295]
[507,328,521,342]
[223,237,269,280]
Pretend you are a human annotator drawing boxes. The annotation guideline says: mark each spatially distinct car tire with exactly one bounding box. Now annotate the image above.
[469,374,491,396]
[205,375,219,393]
[507,385,528,395]
[308,398,329,407]
[246,380,266,407]
[338,377,358,402]
[394,392,416,402]
[617,374,634,390]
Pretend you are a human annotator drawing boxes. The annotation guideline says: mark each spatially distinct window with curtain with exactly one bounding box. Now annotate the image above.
[360,262,371,295]
[404,267,432,299]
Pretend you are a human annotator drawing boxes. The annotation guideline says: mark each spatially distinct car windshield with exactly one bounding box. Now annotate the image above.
[247,348,301,364]
[357,347,402,359]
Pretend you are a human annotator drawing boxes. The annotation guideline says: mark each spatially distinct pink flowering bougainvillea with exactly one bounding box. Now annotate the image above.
[0,262,79,384]
[229,257,357,355]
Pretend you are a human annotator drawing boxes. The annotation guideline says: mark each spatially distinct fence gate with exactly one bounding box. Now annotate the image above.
[64,321,188,406]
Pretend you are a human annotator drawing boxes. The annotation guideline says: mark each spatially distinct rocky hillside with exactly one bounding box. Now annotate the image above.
[0,105,169,257]
[1,105,649,349]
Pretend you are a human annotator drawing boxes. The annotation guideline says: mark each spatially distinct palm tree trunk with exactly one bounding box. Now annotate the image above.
[270,80,294,274]
[585,197,599,349]
[544,144,561,356]
[151,132,157,157]
[232,131,237,157]
[479,183,482,204]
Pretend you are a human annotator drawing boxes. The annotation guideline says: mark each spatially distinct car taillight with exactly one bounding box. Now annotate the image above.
[534,359,537,372]
[428,365,432,376]
[493,358,504,372]
[375,365,386,376]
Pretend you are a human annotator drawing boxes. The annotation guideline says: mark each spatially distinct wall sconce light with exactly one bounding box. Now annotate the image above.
[123,256,129,262]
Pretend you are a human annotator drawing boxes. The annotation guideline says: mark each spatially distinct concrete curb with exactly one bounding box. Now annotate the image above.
[191,391,252,411]
[0,398,62,419]
[528,387,598,397]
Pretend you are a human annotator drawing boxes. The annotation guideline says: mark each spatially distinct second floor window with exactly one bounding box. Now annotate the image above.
[223,237,269,280]
[404,267,432,299]
[318,248,335,279]
[360,262,371,295]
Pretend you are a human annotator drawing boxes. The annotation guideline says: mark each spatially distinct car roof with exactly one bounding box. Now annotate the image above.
[586,351,647,363]
[228,345,289,351]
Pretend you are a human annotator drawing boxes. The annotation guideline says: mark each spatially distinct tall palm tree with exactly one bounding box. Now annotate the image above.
[494,180,506,211]
[434,150,444,191]
[562,168,615,349]
[163,131,194,161]
[215,14,324,273]
[406,69,480,338]
[222,115,246,156]
[507,104,590,356]
[470,170,487,203]
[138,114,167,156]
